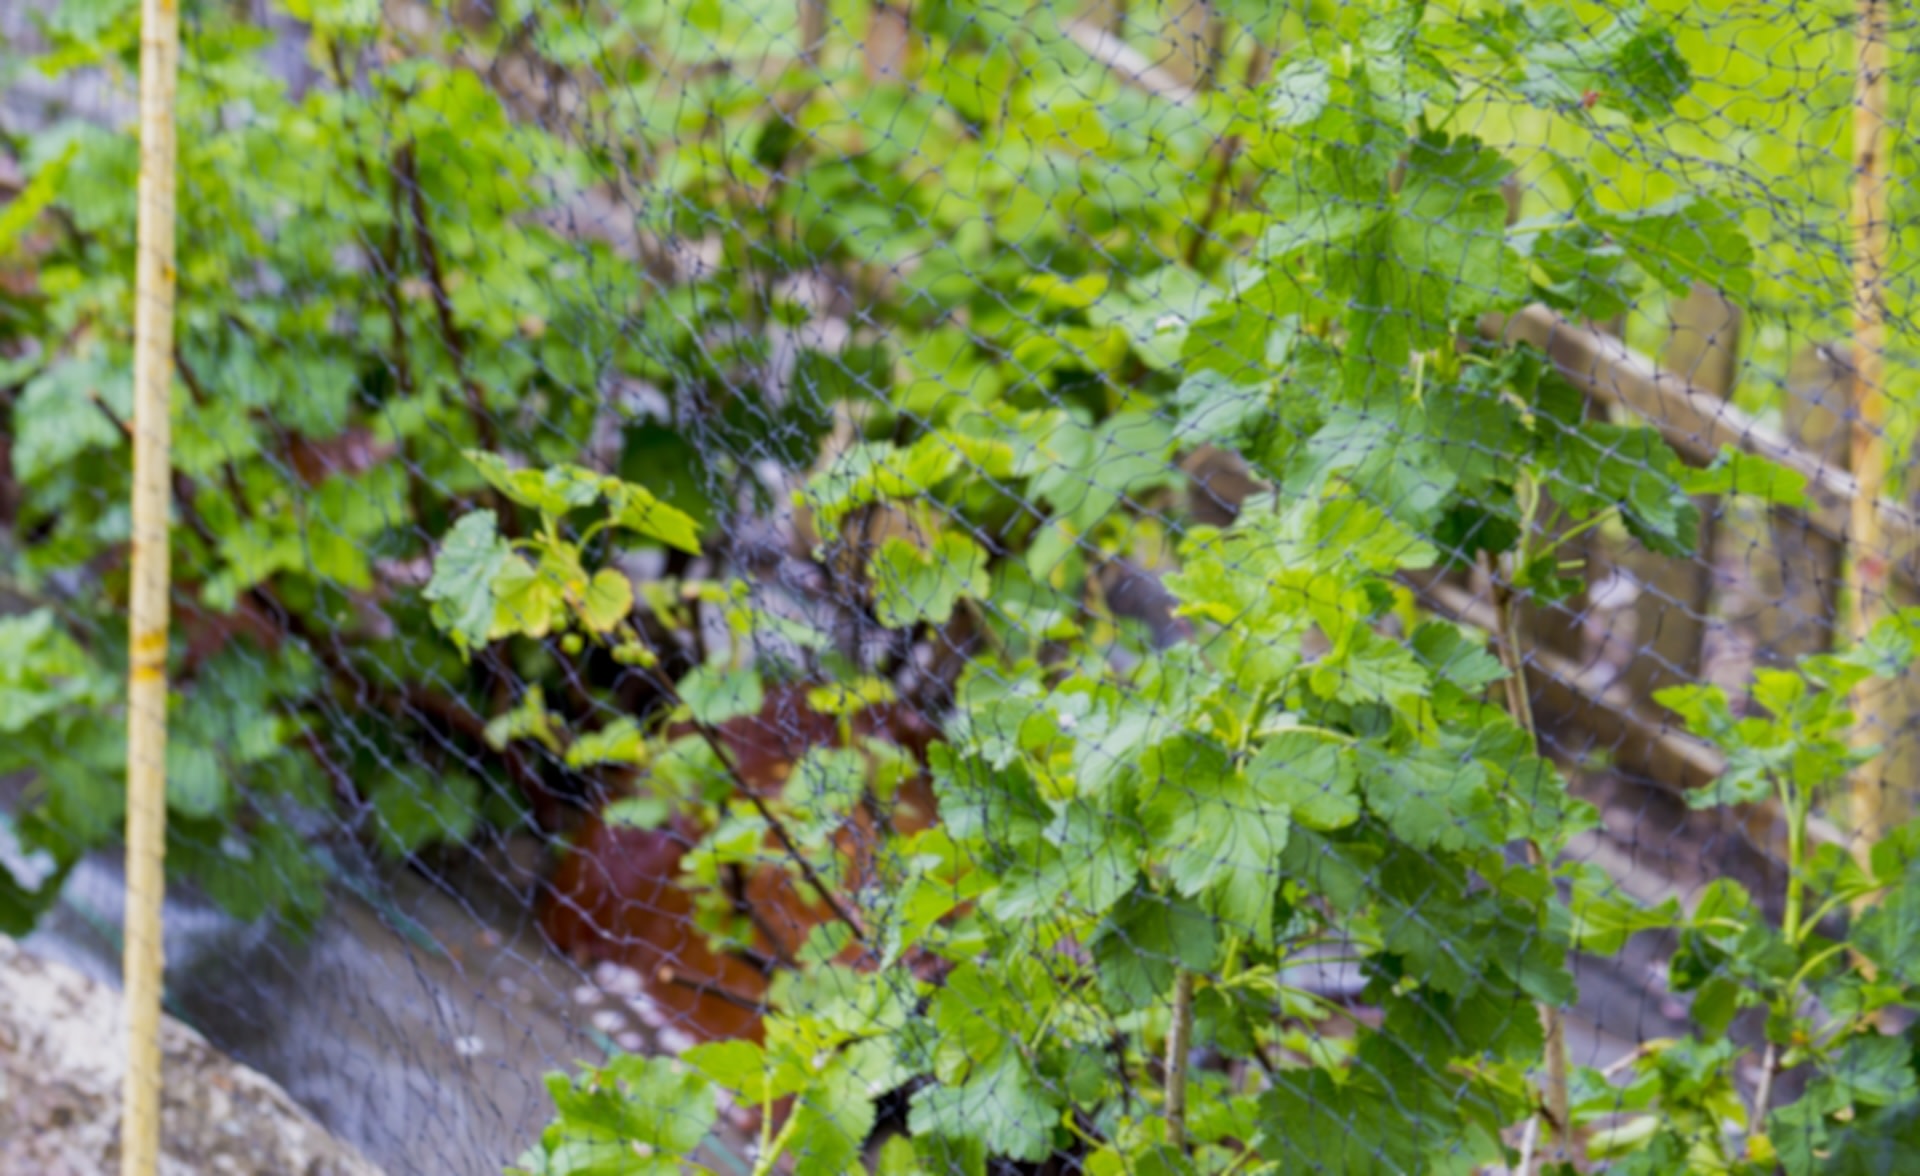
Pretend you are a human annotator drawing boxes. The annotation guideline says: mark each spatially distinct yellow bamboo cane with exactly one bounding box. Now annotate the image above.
[1848,0,1891,860]
[122,0,180,1171]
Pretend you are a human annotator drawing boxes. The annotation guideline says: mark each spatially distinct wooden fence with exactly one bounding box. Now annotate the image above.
[1070,6,1914,852]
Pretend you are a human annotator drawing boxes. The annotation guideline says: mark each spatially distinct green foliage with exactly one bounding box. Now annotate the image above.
[10,1,1875,1173]
[450,3,1771,1171]
[1569,611,1920,1175]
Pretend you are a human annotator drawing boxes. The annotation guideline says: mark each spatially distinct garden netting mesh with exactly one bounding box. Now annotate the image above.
[4,0,1920,1173]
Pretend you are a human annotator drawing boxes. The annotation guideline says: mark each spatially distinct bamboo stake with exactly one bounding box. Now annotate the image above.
[1848,0,1892,857]
[122,0,180,1171]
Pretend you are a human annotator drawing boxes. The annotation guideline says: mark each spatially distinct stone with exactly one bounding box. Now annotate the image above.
[0,936,383,1176]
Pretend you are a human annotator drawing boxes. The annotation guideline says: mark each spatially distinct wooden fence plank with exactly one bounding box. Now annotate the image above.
[1620,284,1741,702]
[1484,306,1920,587]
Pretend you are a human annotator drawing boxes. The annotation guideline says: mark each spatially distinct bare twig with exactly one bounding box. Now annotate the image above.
[652,670,870,944]
[1165,971,1196,1152]
[1752,1041,1780,1131]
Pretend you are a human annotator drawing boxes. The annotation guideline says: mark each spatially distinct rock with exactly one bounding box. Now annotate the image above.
[0,936,383,1176]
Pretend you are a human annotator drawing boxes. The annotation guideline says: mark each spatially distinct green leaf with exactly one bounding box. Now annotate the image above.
[425,511,510,651]
[1857,866,1920,983]
[1518,7,1693,123]
[909,1056,1058,1164]
[0,143,76,257]
[1267,57,1332,127]
[578,568,634,632]
[1139,736,1288,933]
[11,355,129,483]
[1680,447,1809,507]
[1089,887,1218,1012]
[1585,196,1755,302]
[1562,862,1680,954]
[1247,730,1360,831]
[1826,1035,1920,1109]
[1551,424,1699,557]
[368,773,481,859]
[1411,622,1508,692]
[1260,151,1381,260]
[1171,369,1271,445]
[1524,220,1642,320]
[870,531,990,628]
[566,717,650,769]
[0,609,115,733]
[0,855,72,938]
[678,665,765,726]
[165,741,229,820]
[804,439,960,538]
[544,1055,718,1167]
[1359,743,1498,852]
[606,481,704,553]
[467,451,602,517]
[789,1061,879,1176]
[491,554,569,640]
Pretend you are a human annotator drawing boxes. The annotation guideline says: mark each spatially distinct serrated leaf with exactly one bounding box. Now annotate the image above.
[1247,730,1360,831]
[467,451,601,516]
[909,1057,1058,1164]
[678,665,765,726]
[1360,743,1498,852]
[425,511,510,651]
[870,531,989,628]
[1089,887,1218,1012]
[577,568,634,632]
[1267,57,1331,127]
[491,553,568,640]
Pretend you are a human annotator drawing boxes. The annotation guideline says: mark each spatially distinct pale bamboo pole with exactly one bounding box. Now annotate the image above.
[1847,0,1892,858]
[122,0,181,1170]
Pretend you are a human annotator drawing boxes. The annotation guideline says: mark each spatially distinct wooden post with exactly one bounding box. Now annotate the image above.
[863,2,909,81]
[1752,346,1852,667]
[123,0,180,1170]
[1848,0,1898,845]
[1621,284,1741,703]
[1153,0,1222,88]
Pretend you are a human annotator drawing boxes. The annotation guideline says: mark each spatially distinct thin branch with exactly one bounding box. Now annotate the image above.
[652,670,870,944]
[725,862,801,971]
[1165,971,1196,1152]
[1184,44,1269,266]
[395,141,499,453]
[1752,1041,1779,1132]
[1484,553,1574,1166]
[654,965,769,1015]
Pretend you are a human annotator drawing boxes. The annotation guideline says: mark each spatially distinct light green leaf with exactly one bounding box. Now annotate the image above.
[606,481,703,553]
[1267,57,1332,127]
[909,1056,1058,1164]
[425,511,510,651]
[1586,196,1755,302]
[1680,447,1810,507]
[870,531,990,628]
[1248,731,1359,831]
[578,568,634,632]
[678,665,765,726]
[566,717,649,769]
